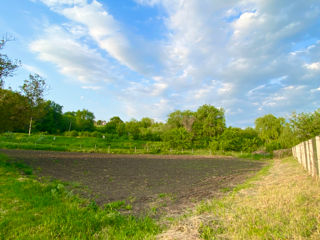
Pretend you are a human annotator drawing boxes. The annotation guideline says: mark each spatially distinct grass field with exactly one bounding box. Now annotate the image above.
[0,132,272,160]
[0,153,161,239]
[159,157,320,239]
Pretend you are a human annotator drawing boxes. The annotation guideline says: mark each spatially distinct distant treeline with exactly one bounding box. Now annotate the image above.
[1,35,320,153]
[1,86,320,152]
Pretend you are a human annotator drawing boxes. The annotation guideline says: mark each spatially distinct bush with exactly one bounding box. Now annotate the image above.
[90,131,102,138]
[64,130,78,137]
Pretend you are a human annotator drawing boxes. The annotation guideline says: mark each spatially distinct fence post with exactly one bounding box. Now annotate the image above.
[312,138,319,177]
[301,142,306,170]
[316,136,320,178]
[308,139,315,177]
[306,141,312,174]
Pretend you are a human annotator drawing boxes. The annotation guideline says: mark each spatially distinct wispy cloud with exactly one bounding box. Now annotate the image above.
[30,0,320,125]
[30,25,116,84]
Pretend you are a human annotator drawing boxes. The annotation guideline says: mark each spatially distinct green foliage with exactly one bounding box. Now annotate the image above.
[192,105,226,147]
[0,89,30,132]
[34,100,65,134]
[255,114,284,144]
[75,109,95,132]
[213,127,261,152]
[0,37,20,88]
[0,153,160,239]
[125,119,141,140]
[290,109,320,142]
[162,127,192,149]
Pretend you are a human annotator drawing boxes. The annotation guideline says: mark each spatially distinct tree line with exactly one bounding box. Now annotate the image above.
[1,36,320,152]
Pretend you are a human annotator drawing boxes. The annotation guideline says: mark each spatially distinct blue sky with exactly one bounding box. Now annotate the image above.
[1,0,320,127]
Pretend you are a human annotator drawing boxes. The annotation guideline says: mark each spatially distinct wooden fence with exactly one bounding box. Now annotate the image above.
[292,136,320,178]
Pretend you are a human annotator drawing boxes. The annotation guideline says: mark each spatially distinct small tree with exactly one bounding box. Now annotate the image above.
[20,73,46,135]
[0,35,20,88]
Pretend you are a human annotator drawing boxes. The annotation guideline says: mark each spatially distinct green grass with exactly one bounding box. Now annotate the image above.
[196,157,320,239]
[0,153,161,239]
[0,133,272,160]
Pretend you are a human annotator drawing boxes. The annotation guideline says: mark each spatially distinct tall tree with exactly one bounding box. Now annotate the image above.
[255,114,285,144]
[20,73,46,135]
[0,36,20,88]
[290,109,320,141]
[0,89,30,132]
[192,105,226,146]
[75,109,95,131]
[34,101,64,134]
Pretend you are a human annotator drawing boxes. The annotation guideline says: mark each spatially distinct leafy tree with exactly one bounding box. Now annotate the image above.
[0,89,30,132]
[63,111,77,132]
[34,101,64,134]
[20,73,46,135]
[104,116,125,136]
[75,109,95,132]
[0,36,20,88]
[167,110,195,132]
[290,110,320,142]
[125,119,140,140]
[192,105,226,147]
[162,127,192,149]
[214,127,261,152]
[140,117,154,128]
[255,114,284,143]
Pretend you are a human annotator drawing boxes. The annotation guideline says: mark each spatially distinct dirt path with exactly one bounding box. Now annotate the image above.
[1,149,265,216]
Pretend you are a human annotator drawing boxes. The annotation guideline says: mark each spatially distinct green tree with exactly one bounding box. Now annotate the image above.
[75,109,95,132]
[104,116,125,136]
[255,114,284,143]
[63,111,76,132]
[140,117,154,128]
[192,105,226,147]
[20,73,46,135]
[0,36,20,88]
[167,110,195,132]
[0,89,30,132]
[125,119,141,140]
[214,127,261,152]
[162,127,192,149]
[34,101,64,134]
[290,110,320,142]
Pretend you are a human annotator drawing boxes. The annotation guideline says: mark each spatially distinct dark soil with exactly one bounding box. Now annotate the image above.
[1,149,265,216]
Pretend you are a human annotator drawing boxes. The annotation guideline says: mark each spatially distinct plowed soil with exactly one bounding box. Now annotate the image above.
[1,149,265,216]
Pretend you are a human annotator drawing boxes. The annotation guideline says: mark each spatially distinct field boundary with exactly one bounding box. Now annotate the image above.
[292,136,320,178]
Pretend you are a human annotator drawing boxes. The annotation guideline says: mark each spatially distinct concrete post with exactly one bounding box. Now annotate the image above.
[297,144,301,164]
[301,142,306,170]
[316,136,320,178]
[308,139,315,177]
[312,137,319,177]
[306,140,311,175]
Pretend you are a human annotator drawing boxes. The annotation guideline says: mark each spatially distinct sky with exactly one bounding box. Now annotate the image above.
[1,0,320,127]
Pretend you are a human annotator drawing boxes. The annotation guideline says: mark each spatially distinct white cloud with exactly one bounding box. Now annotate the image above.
[31,0,320,126]
[81,86,102,91]
[23,64,47,77]
[30,25,116,84]
[39,0,164,76]
[305,62,320,70]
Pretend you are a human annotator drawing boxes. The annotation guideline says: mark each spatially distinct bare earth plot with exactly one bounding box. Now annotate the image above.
[1,149,265,216]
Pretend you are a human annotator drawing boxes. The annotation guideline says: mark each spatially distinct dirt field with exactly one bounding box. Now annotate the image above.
[1,149,265,216]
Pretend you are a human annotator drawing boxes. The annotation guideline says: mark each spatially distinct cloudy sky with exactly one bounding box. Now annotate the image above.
[1,0,320,127]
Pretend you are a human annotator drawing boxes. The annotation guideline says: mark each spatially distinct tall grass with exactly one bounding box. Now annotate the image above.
[197,157,320,239]
[0,153,161,239]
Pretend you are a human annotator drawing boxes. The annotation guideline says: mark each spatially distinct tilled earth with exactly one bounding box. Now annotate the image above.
[1,149,265,216]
